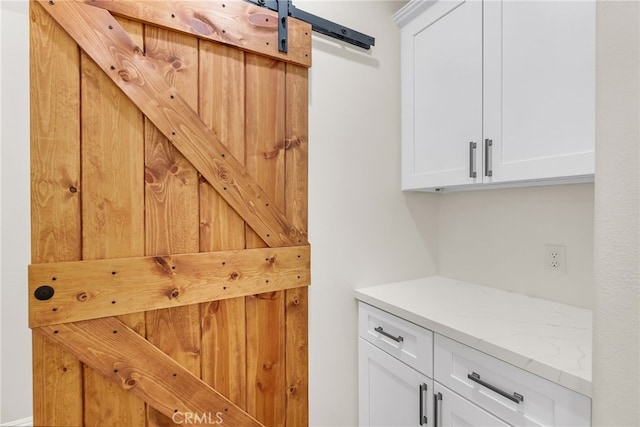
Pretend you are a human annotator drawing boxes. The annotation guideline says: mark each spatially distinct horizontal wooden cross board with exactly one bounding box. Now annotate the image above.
[29,245,310,328]
[38,0,308,248]
[36,317,265,427]
[82,0,312,67]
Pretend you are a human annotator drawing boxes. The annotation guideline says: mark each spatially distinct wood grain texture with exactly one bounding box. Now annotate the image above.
[32,333,83,426]
[37,0,307,248]
[32,2,311,425]
[36,318,265,427]
[199,41,248,409]
[30,1,82,265]
[82,0,312,67]
[29,2,83,425]
[284,64,310,427]
[143,25,201,427]
[29,246,311,327]
[245,53,287,427]
[80,15,146,427]
[284,287,308,426]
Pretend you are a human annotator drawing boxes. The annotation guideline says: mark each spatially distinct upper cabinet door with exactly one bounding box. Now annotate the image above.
[400,0,483,190]
[483,0,596,183]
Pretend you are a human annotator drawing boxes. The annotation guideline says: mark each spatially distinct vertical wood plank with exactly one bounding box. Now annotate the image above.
[80,17,146,427]
[199,40,248,409]
[30,3,83,423]
[245,53,287,427]
[32,334,83,425]
[284,64,310,427]
[143,25,202,427]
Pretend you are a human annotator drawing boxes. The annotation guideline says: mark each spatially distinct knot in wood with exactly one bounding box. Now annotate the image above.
[76,292,89,302]
[266,256,275,265]
[144,170,156,184]
[289,386,297,395]
[169,289,180,299]
[293,297,300,305]
[118,69,132,82]
[124,378,137,388]
[154,256,173,272]
[217,166,231,183]
[262,149,280,160]
[188,15,215,36]
[229,271,239,280]
[117,67,140,84]
[207,300,221,314]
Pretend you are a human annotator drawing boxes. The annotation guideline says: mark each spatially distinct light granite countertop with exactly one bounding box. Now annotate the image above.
[354,276,592,397]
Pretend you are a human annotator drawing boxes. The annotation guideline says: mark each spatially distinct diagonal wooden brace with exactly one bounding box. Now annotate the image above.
[36,317,265,427]
[81,0,311,67]
[37,0,307,248]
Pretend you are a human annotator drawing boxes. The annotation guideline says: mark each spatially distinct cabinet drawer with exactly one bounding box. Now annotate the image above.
[359,302,433,376]
[434,334,591,426]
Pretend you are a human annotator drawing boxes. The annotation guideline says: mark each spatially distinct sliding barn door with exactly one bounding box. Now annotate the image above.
[29,1,310,425]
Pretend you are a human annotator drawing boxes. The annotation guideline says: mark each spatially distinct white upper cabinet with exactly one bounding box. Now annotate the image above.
[396,0,595,191]
[399,0,483,190]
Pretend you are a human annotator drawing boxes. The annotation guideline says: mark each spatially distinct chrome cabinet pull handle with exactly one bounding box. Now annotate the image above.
[469,141,477,178]
[419,383,428,425]
[467,372,524,404]
[484,138,493,177]
[435,392,442,427]
[374,326,403,342]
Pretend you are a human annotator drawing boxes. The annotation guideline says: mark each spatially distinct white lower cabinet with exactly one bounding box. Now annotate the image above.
[358,302,592,427]
[358,303,434,426]
[359,339,434,426]
[434,381,510,427]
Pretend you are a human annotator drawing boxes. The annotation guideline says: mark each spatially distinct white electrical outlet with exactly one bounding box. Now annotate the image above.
[545,244,567,272]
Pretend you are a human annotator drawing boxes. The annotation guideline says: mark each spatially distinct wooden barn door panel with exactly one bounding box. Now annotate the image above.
[30,1,83,424]
[30,0,311,425]
[80,15,147,426]
[246,54,287,427]
[143,24,201,427]
[284,63,310,426]
[198,41,248,410]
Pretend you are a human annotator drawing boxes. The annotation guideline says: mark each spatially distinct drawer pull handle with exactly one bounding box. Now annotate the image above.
[467,372,524,404]
[469,141,477,178]
[419,383,428,425]
[374,326,403,343]
[484,138,493,177]
[435,392,442,427]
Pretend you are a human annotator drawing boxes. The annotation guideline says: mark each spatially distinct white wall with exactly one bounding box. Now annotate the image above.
[592,1,640,425]
[298,2,438,426]
[438,183,595,308]
[0,0,32,424]
[0,3,3,420]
